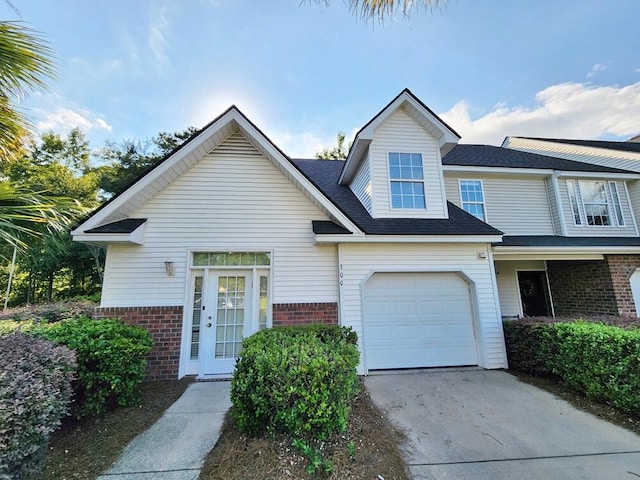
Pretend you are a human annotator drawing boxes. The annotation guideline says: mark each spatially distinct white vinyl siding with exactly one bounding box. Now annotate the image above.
[369,108,447,219]
[100,131,338,307]
[494,260,547,319]
[626,180,640,231]
[559,179,637,236]
[350,154,372,214]
[338,242,508,372]
[545,177,563,235]
[445,174,555,235]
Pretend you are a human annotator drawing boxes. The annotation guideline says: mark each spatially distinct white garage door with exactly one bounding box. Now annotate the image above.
[363,272,478,370]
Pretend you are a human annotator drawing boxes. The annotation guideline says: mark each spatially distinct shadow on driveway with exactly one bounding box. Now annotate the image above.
[365,369,640,479]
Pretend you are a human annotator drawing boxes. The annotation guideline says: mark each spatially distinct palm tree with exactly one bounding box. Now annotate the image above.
[312,1,444,21]
[0,21,55,161]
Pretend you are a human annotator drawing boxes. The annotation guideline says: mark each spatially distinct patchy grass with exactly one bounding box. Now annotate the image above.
[35,378,192,480]
[510,371,640,436]
[200,384,410,480]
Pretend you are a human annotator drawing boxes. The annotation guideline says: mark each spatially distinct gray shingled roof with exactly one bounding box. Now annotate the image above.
[497,235,640,247]
[293,159,502,236]
[443,144,635,174]
[85,218,147,234]
[517,137,640,155]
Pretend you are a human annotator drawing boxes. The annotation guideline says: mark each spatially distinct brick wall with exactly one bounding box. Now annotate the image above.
[93,306,183,380]
[272,302,338,326]
[546,260,617,316]
[606,255,640,316]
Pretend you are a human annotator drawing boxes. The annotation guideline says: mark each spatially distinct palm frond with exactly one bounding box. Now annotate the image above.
[0,21,55,99]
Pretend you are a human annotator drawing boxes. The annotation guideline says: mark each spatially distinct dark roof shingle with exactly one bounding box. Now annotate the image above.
[292,159,502,236]
[443,144,634,174]
[85,218,146,234]
[517,137,640,155]
[497,235,640,248]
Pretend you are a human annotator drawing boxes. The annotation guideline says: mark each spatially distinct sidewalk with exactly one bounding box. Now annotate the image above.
[97,381,231,480]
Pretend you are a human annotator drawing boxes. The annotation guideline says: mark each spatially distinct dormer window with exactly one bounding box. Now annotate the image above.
[566,180,625,227]
[388,152,426,209]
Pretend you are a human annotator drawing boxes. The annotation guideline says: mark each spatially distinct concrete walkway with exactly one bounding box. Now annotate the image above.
[97,381,231,480]
[365,369,640,480]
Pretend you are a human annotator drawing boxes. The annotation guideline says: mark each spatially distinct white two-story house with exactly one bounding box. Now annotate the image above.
[72,89,640,380]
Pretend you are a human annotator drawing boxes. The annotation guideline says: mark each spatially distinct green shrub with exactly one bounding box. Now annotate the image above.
[502,321,558,376]
[0,319,36,337]
[549,322,640,413]
[34,316,153,418]
[231,325,359,441]
[0,333,76,479]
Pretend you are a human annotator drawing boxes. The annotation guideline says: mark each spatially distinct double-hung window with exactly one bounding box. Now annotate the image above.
[566,180,625,227]
[388,152,426,209]
[459,180,486,221]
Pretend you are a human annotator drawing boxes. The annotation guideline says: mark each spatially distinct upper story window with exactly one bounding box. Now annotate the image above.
[459,180,486,221]
[388,152,425,209]
[566,180,625,227]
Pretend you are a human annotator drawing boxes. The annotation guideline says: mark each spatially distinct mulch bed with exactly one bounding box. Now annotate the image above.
[36,378,193,480]
[200,384,410,480]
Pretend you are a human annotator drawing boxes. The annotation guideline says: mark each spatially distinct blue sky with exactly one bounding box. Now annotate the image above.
[4,0,640,157]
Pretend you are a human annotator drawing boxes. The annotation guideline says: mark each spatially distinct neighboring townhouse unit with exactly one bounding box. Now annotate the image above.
[72,89,640,380]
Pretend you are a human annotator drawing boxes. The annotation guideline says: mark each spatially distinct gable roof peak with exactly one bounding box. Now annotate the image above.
[339,88,460,185]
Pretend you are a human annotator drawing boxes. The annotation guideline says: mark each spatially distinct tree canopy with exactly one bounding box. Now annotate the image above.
[315,132,351,160]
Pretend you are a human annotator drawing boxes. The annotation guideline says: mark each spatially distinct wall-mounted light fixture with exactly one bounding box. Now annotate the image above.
[164,260,175,276]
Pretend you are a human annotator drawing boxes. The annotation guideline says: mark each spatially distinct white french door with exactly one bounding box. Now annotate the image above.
[198,268,270,376]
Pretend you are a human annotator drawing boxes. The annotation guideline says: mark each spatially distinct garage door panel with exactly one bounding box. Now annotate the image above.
[364,272,478,370]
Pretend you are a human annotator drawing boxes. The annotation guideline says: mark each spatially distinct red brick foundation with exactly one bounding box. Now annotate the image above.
[547,260,617,316]
[547,255,640,317]
[93,306,183,380]
[272,302,338,326]
[606,255,640,316]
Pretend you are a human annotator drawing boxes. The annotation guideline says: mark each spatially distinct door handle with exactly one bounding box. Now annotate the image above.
[207,323,212,328]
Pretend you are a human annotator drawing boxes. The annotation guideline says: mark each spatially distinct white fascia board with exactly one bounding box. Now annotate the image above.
[233,117,363,235]
[554,170,639,180]
[315,234,503,244]
[443,165,553,176]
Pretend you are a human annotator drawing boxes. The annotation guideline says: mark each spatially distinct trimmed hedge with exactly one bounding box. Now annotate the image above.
[34,316,153,418]
[504,320,640,413]
[231,325,360,441]
[0,333,76,480]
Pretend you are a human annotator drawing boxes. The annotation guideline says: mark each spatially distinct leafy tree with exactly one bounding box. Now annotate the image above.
[315,132,351,160]
[2,131,98,303]
[96,128,197,197]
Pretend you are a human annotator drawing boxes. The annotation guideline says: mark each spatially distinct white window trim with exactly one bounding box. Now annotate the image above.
[458,179,487,222]
[567,179,624,228]
[387,151,427,211]
[609,181,625,227]
[567,180,582,226]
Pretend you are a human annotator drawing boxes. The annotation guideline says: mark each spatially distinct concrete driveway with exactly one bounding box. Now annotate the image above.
[364,369,640,479]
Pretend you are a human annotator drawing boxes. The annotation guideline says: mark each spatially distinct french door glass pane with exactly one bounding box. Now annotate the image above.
[215,275,245,359]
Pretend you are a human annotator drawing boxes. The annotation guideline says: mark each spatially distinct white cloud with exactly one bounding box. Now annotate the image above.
[587,62,608,78]
[35,107,113,134]
[148,3,172,65]
[439,82,640,145]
